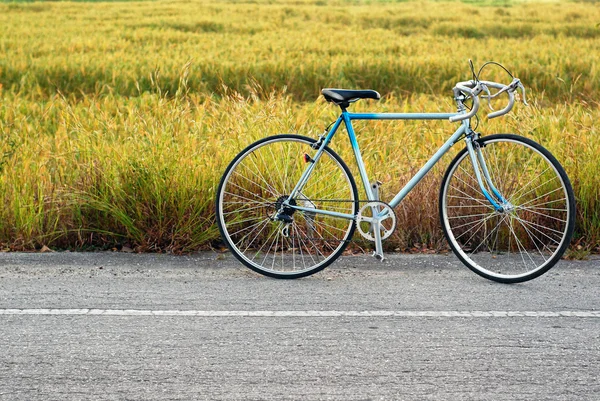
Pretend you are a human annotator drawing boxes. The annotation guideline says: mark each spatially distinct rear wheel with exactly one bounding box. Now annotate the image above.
[216,134,358,279]
[440,134,575,283]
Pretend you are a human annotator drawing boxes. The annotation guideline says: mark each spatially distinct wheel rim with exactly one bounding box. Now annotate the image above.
[218,137,356,276]
[442,137,573,281]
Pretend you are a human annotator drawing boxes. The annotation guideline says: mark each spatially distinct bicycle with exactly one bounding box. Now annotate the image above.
[215,62,576,283]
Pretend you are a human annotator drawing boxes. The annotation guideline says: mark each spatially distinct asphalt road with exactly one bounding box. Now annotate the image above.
[1,252,599,400]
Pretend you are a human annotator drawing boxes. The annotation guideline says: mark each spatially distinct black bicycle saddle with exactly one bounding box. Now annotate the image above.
[321,89,381,107]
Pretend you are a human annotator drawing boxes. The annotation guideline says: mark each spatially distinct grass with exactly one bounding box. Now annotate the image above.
[0,0,599,252]
[1,0,600,102]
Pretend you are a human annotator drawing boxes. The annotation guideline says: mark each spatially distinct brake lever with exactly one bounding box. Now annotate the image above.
[518,81,529,106]
[479,83,494,111]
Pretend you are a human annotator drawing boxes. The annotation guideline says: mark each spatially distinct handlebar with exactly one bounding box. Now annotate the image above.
[449,81,482,122]
[449,77,527,122]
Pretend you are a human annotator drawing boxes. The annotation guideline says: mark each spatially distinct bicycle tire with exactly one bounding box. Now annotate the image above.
[439,134,575,283]
[216,134,358,279]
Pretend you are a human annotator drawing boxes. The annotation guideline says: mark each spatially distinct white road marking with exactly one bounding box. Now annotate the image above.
[0,309,599,317]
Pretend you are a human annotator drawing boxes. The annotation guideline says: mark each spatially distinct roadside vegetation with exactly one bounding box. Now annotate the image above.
[0,0,598,253]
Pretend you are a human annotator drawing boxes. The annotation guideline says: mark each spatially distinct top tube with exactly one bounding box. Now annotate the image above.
[348,112,459,121]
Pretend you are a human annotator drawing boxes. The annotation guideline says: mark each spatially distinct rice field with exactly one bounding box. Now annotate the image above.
[0,0,599,253]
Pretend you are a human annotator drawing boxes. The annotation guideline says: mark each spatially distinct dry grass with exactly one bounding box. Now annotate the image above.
[0,0,598,252]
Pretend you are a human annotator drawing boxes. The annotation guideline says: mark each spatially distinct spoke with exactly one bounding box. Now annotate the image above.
[293,223,317,267]
[232,170,279,199]
[508,166,552,203]
[517,206,567,213]
[515,186,565,209]
[224,191,274,206]
[223,199,268,206]
[448,194,493,203]
[498,142,519,202]
[446,204,495,209]
[514,214,550,262]
[266,143,288,192]
[453,166,491,203]
[267,227,282,270]
[451,212,497,233]
[448,185,495,209]
[514,206,568,223]
[517,197,567,210]
[302,224,328,261]
[226,215,266,228]
[245,151,281,197]
[228,217,270,238]
[294,224,307,270]
[289,225,297,271]
[506,216,536,269]
[468,214,508,255]
[224,183,274,204]
[321,186,353,202]
[282,227,295,270]
[251,222,279,264]
[510,214,563,246]
[306,217,347,236]
[260,224,282,267]
[457,165,485,195]
[511,175,559,206]
[305,216,347,251]
[294,223,321,262]
[492,213,502,256]
[290,223,296,271]
[254,145,284,196]
[305,223,337,253]
[221,204,267,217]
[240,218,273,254]
[279,228,285,271]
[511,212,566,237]
[283,141,294,193]
[303,166,347,197]
[448,212,493,220]
[454,212,499,242]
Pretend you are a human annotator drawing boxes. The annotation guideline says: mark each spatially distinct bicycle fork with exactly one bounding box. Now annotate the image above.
[464,132,511,213]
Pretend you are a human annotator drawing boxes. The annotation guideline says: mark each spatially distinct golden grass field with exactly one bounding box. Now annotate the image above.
[0,0,599,254]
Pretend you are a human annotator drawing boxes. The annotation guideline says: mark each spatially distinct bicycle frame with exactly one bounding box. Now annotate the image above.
[284,108,507,258]
[291,110,503,209]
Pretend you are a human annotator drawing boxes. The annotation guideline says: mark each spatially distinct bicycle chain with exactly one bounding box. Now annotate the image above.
[275,199,393,244]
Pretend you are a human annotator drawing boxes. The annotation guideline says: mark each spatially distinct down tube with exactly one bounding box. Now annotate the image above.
[388,125,467,208]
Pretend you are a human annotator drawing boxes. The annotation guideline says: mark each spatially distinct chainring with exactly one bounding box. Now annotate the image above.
[356,201,397,242]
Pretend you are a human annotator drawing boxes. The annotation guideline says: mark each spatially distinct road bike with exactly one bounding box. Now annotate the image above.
[215,62,576,283]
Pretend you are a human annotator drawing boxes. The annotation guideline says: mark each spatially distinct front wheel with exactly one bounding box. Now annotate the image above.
[216,134,358,279]
[440,134,576,283]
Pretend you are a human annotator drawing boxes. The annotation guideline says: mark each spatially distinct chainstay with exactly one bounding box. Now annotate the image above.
[280,199,393,244]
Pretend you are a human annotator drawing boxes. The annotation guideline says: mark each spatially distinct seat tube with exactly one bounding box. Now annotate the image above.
[464,135,503,211]
[342,111,385,259]
[342,111,376,201]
